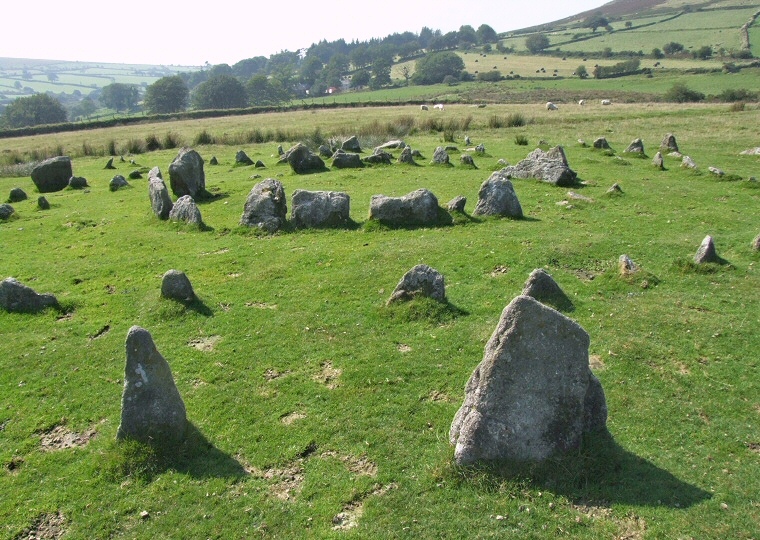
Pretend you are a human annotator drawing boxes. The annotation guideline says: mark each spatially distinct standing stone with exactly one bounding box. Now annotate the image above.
[387,264,446,304]
[375,140,405,152]
[8,187,27,203]
[431,147,451,165]
[168,147,206,198]
[363,151,393,165]
[398,147,416,165]
[128,170,142,180]
[460,154,477,168]
[104,157,116,170]
[254,160,266,168]
[661,133,678,152]
[450,295,607,465]
[240,178,287,232]
[341,135,362,153]
[593,137,610,150]
[369,189,442,227]
[318,144,333,158]
[501,146,577,186]
[168,195,202,225]
[618,254,639,275]
[521,268,572,310]
[694,235,718,264]
[68,176,88,189]
[652,152,664,170]
[447,196,467,213]
[161,269,195,302]
[117,326,187,445]
[148,167,173,220]
[284,143,328,174]
[235,150,254,166]
[277,145,284,156]
[109,175,129,191]
[0,204,14,220]
[209,156,219,165]
[681,156,697,169]
[475,143,486,154]
[331,151,364,169]
[606,183,623,195]
[31,156,73,193]
[291,189,350,229]
[752,233,760,251]
[0,277,58,313]
[624,138,645,154]
[473,171,523,218]
[708,166,724,177]
[37,197,50,210]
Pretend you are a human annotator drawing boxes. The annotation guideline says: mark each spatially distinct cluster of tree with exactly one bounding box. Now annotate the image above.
[592,58,641,79]
[1,93,67,128]
[583,13,611,33]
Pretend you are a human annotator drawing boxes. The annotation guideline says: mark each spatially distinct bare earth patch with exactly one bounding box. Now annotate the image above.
[427,390,455,402]
[313,362,341,389]
[245,462,306,501]
[490,265,510,277]
[6,456,23,474]
[572,503,647,540]
[188,335,222,351]
[246,302,278,309]
[15,511,67,539]
[321,451,378,477]
[39,424,97,451]
[397,343,412,353]
[332,483,396,531]
[281,412,306,425]
[589,355,606,371]
[264,368,290,381]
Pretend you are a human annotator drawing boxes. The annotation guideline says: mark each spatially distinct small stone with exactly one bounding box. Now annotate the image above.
[140,511,150,520]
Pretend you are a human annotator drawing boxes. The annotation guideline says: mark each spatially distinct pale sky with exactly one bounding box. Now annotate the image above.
[2,1,606,66]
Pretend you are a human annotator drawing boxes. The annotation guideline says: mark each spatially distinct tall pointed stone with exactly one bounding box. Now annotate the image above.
[521,268,572,311]
[694,235,718,264]
[117,326,187,446]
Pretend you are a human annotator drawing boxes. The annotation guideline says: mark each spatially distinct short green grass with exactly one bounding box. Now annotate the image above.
[1,104,758,539]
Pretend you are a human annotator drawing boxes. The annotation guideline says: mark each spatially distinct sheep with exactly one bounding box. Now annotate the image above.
[420,104,429,111]
[433,103,445,111]
[546,102,558,111]
[578,99,585,106]
[601,99,612,106]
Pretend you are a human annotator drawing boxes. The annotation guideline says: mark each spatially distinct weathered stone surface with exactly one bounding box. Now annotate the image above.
[708,166,724,176]
[240,178,287,232]
[398,146,416,165]
[161,269,195,302]
[369,188,441,227]
[567,191,593,203]
[117,326,187,445]
[0,204,14,220]
[149,168,173,220]
[460,154,476,167]
[474,143,486,154]
[168,195,202,225]
[104,157,116,170]
[318,145,333,158]
[37,197,50,210]
[682,155,697,169]
[109,175,129,191]
[652,152,664,169]
[168,147,206,198]
[8,187,27,202]
[331,151,364,169]
[284,143,328,174]
[31,156,73,193]
[387,264,445,304]
[661,133,678,152]
[606,183,623,195]
[450,295,606,464]
[0,277,58,313]
[254,160,266,168]
[501,146,577,186]
[431,147,451,165]
[694,235,718,264]
[618,254,639,275]
[341,135,362,153]
[473,171,523,218]
[624,138,645,154]
[128,170,142,180]
[235,150,254,165]
[411,149,424,158]
[209,156,219,165]
[740,147,760,155]
[375,140,405,152]
[68,176,88,189]
[752,233,760,251]
[277,144,284,156]
[447,195,466,213]
[521,268,572,310]
[291,189,350,228]
[593,137,610,150]
[363,151,393,165]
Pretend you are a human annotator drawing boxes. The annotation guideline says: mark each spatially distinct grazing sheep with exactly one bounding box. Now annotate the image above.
[601,99,612,106]
[433,103,445,111]
[546,102,558,111]
[420,104,429,111]
[578,99,585,106]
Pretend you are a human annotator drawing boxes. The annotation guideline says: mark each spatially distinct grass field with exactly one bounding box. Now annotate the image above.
[1,103,758,538]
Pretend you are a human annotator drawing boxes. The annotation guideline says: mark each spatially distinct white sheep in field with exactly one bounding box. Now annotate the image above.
[433,103,445,111]
[420,104,429,111]
[601,99,612,105]
[546,102,558,110]
[578,99,585,106]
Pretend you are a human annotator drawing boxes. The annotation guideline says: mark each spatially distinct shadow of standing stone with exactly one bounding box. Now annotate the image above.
[117,326,187,446]
[450,295,606,465]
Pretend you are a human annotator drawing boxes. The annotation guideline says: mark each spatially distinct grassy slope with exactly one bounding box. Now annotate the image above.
[0,103,758,539]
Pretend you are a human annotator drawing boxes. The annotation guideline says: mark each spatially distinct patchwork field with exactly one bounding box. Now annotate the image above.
[1,103,759,538]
